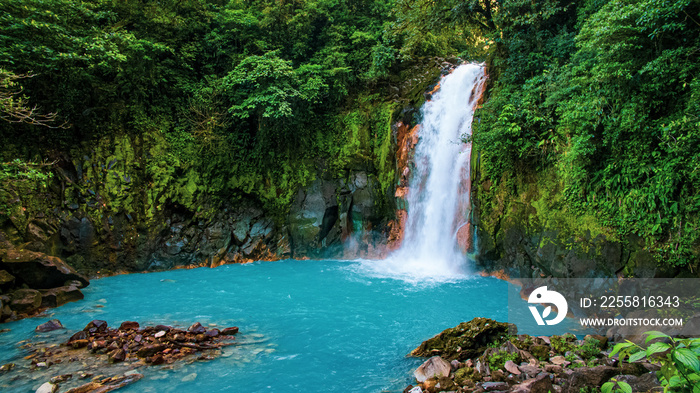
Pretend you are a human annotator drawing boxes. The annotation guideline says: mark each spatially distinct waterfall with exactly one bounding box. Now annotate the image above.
[361,64,486,281]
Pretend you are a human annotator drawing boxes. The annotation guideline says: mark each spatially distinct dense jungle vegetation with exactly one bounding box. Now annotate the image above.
[1,0,699,267]
[396,0,700,267]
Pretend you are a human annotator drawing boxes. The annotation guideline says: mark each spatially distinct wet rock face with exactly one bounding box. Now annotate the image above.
[288,173,387,258]
[472,178,661,279]
[1,135,395,282]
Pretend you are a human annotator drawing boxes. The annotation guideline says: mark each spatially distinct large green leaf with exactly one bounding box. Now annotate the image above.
[674,348,700,372]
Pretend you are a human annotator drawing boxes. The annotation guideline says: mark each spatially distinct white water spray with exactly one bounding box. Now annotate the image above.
[360,64,486,282]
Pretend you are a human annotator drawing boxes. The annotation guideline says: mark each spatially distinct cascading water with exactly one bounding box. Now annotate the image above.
[362,63,486,281]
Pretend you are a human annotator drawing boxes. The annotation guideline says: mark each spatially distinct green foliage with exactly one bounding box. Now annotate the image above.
[0,159,54,222]
[601,378,632,393]
[610,331,700,392]
[0,159,53,183]
[577,338,603,360]
[464,0,700,267]
[0,0,405,218]
[486,349,520,371]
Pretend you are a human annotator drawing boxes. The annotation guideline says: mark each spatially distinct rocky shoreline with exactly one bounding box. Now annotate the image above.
[1,319,241,393]
[404,318,662,393]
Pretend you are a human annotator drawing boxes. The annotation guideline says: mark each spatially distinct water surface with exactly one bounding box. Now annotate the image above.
[0,259,509,392]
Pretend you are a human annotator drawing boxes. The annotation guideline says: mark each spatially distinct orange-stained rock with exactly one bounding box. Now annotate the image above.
[456,223,472,254]
[394,187,409,199]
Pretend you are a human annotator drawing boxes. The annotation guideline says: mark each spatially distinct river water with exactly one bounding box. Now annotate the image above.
[0,260,510,392]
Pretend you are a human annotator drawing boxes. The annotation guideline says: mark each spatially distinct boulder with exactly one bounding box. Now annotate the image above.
[414,356,451,383]
[614,373,660,392]
[9,288,42,313]
[410,318,514,361]
[40,285,84,308]
[36,319,64,332]
[1,249,89,289]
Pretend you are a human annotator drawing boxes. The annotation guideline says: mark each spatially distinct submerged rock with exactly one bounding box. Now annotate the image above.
[35,319,64,333]
[63,373,143,393]
[221,326,239,335]
[35,382,58,393]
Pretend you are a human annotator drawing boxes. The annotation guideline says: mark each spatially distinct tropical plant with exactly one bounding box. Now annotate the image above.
[609,331,700,392]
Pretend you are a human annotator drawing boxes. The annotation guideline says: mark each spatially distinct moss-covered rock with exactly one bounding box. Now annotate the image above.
[409,318,514,361]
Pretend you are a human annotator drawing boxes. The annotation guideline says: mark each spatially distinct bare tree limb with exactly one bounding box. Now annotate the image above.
[0,69,71,129]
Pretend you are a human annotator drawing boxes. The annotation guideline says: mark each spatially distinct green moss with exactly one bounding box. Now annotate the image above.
[528,344,550,361]
[550,334,576,355]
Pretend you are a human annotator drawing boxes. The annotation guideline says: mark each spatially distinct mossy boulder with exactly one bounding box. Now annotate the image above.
[410,318,515,361]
